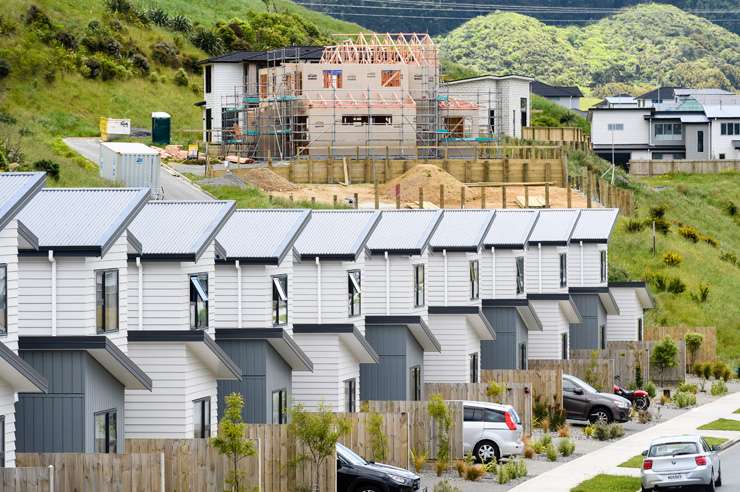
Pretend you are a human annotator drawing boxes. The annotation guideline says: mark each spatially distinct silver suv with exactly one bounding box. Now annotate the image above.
[462,400,524,463]
[641,435,722,491]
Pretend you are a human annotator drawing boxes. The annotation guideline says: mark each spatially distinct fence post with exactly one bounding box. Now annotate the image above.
[567,177,572,208]
[160,453,165,492]
[333,195,337,208]
[524,185,529,208]
[374,172,379,210]
[354,192,359,209]
[503,158,510,182]
[440,184,445,208]
[460,186,466,208]
[545,182,550,208]
[481,187,486,209]
[502,185,507,209]
[49,465,55,492]
[311,196,316,206]
[586,172,592,208]
[396,184,401,209]
[419,187,424,209]
[523,162,529,183]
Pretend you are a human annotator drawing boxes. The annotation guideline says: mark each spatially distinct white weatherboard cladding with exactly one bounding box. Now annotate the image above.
[480,248,526,299]
[424,315,479,383]
[568,243,607,287]
[125,342,217,438]
[591,109,651,147]
[0,381,15,467]
[18,233,130,351]
[607,287,643,342]
[291,334,359,412]
[214,257,293,333]
[363,253,427,318]
[427,251,480,306]
[0,220,19,351]
[526,245,566,294]
[128,243,216,336]
[528,300,570,359]
[204,63,244,143]
[292,257,365,333]
[709,120,740,160]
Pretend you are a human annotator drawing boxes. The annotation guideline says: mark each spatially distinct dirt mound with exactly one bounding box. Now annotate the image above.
[233,167,298,192]
[381,164,478,205]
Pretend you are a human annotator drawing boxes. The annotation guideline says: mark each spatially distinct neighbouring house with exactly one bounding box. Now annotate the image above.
[291,210,381,412]
[531,80,583,112]
[425,210,496,383]
[360,209,443,401]
[480,210,542,370]
[0,173,49,467]
[525,209,583,360]
[15,188,152,454]
[125,201,241,439]
[606,282,655,342]
[567,209,620,351]
[213,209,313,424]
[440,75,533,139]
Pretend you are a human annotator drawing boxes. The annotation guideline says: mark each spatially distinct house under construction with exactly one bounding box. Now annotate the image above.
[199,34,532,160]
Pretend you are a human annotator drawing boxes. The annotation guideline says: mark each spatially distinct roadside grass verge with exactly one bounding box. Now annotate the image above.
[619,437,729,468]
[698,419,740,432]
[570,474,641,492]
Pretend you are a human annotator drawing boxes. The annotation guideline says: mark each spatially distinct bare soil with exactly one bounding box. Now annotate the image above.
[381,164,480,204]
[231,168,299,192]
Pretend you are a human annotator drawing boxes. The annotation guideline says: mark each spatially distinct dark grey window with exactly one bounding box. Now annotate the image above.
[515,256,525,295]
[371,115,392,125]
[94,409,117,453]
[464,407,483,422]
[520,97,528,128]
[488,109,495,134]
[272,275,288,325]
[719,154,726,160]
[469,352,479,383]
[193,397,211,438]
[638,318,643,341]
[654,123,682,140]
[190,273,209,330]
[96,269,119,334]
[484,408,505,423]
[410,366,422,401]
[720,123,740,135]
[344,378,356,412]
[559,253,567,288]
[204,65,212,94]
[342,115,368,125]
[469,260,479,300]
[561,333,568,360]
[272,389,288,424]
[0,415,4,466]
[414,264,425,307]
[697,130,704,153]
[348,270,361,317]
[600,325,607,350]
[600,250,607,283]
[0,265,6,336]
[519,343,527,370]
[205,108,212,143]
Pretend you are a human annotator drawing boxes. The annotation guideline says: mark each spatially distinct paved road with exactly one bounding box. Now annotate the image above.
[63,137,212,201]
[719,440,740,490]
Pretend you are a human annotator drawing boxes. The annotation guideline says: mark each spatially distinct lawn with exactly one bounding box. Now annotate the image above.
[571,474,641,492]
[201,184,345,210]
[618,437,729,467]
[698,419,740,431]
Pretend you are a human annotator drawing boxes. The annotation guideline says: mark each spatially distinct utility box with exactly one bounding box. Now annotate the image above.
[99,142,161,196]
[151,112,171,145]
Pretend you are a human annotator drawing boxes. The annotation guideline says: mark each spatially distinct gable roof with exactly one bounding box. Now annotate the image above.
[293,210,381,261]
[570,208,619,243]
[0,172,46,232]
[429,209,494,252]
[128,201,235,262]
[483,209,538,249]
[442,74,534,86]
[17,188,149,256]
[366,209,443,255]
[532,80,583,98]
[636,86,678,101]
[527,209,581,245]
[215,209,311,264]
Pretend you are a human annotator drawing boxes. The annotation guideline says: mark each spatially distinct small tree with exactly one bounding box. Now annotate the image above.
[428,394,452,475]
[651,336,678,386]
[289,403,350,492]
[210,393,256,492]
[684,333,703,370]
[367,411,388,462]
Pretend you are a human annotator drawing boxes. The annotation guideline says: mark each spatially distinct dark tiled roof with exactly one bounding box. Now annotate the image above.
[532,80,583,98]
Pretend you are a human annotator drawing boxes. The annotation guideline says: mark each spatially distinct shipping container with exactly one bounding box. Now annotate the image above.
[99,142,161,197]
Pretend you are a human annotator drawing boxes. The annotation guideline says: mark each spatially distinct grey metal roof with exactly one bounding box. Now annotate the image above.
[693,94,740,118]
[570,208,619,242]
[483,209,538,248]
[293,210,381,260]
[128,201,235,261]
[429,209,494,251]
[528,209,581,245]
[366,209,443,255]
[0,172,45,232]
[17,188,149,255]
[215,209,310,264]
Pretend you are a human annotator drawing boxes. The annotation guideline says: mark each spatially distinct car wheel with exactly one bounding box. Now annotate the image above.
[705,470,716,491]
[635,397,650,411]
[473,440,500,463]
[588,406,612,424]
[715,466,722,487]
[354,484,382,492]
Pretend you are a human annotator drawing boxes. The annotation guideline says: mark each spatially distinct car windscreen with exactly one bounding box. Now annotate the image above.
[649,442,699,457]
[566,375,598,394]
[337,443,367,465]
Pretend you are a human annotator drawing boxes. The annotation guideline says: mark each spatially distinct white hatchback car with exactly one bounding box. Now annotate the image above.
[641,434,722,491]
[462,400,524,463]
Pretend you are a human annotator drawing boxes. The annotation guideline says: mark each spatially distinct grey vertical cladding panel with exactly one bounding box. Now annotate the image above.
[364,324,406,356]
[481,306,521,369]
[517,319,528,369]
[217,339,267,376]
[16,394,85,452]
[84,355,125,453]
[569,294,600,350]
[264,344,291,421]
[219,377,266,424]
[405,330,424,400]
[21,350,85,394]
[360,356,407,401]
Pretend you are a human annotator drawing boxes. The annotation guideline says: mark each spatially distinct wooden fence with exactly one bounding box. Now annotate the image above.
[646,326,717,367]
[572,342,651,388]
[629,159,740,176]
[569,171,635,216]
[16,453,162,492]
[363,400,465,459]
[529,358,615,393]
[340,411,410,468]
[0,467,52,492]
[481,369,563,408]
[523,127,589,149]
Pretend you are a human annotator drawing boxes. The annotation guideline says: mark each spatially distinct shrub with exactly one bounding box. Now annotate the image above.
[150,41,180,68]
[558,438,575,457]
[624,218,645,232]
[497,463,510,484]
[693,362,704,378]
[540,433,552,447]
[105,0,137,17]
[455,460,466,477]
[55,31,77,50]
[711,380,728,396]
[608,423,625,439]
[433,480,461,492]
[583,424,595,438]
[524,444,535,459]
[673,391,697,408]
[701,235,719,248]
[638,410,652,424]
[677,382,698,394]
[722,367,732,382]
[181,53,201,74]
[367,412,387,463]
[557,423,571,438]
[592,422,610,441]
[678,225,700,242]
[173,68,189,86]
[428,395,451,476]
[514,459,527,478]
[713,361,727,380]
[649,217,671,235]
[635,365,644,389]
[0,14,17,36]
[545,444,558,461]
[190,27,225,56]
[98,57,130,81]
[719,251,737,265]
[169,14,192,32]
[649,205,667,219]
[435,460,447,477]
[533,438,545,454]
[547,405,567,432]
[147,8,170,26]
[660,394,671,406]
[645,381,657,398]
[33,159,60,180]
[651,337,679,385]
[662,251,682,266]
[486,381,503,402]
[690,284,710,303]
[702,363,713,380]
[646,271,668,291]
[666,276,686,294]
[685,333,704,368]
[410,448,426,473]
[131,53,149,74]
[0,58,9,79]
[725,200,738,216]
[463,464,486,481]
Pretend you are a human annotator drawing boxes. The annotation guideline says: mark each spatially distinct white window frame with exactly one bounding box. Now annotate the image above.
[96,269,119,334]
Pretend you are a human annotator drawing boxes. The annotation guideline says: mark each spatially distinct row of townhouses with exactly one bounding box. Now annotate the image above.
[0,173,654,465]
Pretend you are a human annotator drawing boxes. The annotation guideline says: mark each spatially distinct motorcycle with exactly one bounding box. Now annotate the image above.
[613,380,650,410]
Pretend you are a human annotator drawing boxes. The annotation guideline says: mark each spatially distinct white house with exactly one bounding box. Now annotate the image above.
[15,188,153,454]
[607,282,655,342]
[525,209,583,360]
[213,209,313,424]
[291,210,381,412]
[125,201,241,439]
[425,209,496,383]
[0,173,49,468]
[360,209,443,401]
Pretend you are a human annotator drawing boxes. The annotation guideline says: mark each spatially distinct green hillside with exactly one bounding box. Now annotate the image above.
[439,3,740,92]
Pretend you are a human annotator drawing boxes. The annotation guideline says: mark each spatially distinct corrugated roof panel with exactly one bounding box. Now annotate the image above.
[0,172,45,230]
[366,209,442,253]
[429,209,494,250]
[293,210,380,259]
[571,209,619,241]
[215,209,310,261]
[484,209,538,247]
[17,188,149,251]
[528,209,580,244]
[128,201,235,257]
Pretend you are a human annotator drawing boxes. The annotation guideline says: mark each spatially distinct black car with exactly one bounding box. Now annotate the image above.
[337,443,421,492]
